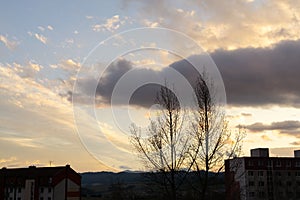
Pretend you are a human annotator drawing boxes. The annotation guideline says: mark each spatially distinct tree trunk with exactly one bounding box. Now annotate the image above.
[171,169,176,200]
[201,156,209,200]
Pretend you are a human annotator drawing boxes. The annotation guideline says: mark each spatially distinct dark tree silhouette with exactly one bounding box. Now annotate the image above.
[130,83,192,200]
[130,75,245,200]
[188,75,245,200]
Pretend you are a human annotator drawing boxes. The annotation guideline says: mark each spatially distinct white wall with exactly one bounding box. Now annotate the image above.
[54,178,66,200]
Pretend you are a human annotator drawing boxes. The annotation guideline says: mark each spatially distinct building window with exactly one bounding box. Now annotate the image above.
[267,171,272,176]
[297,181,300,186]
[275,171,281,176]
[258,160,264,166]
[286,161,291,167]
[48,197,51,200]
[296,171,300,176]
[287,191,293,197]
[258,191,265,198]
[275,160,281,167]
[248,171,254,176]
[267,160,272,167]
[258,181,264,186]
[48,187,52,193]
[17,198,21,200]
[249,192,255,197]
[40,198,44,200]
[248,160,254,166]
[296,161,300,167]
[277,181,282,186]
[258,171,264,176]
[279,192,283,197]
[18,187,21,193]
[287,181,292,186]
[40,187,44,193]
[287,172,291,176]
[249,181,255,186]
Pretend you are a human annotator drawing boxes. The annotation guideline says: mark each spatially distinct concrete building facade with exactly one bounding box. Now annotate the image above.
[225,148,300,200]
[0,165,81,200]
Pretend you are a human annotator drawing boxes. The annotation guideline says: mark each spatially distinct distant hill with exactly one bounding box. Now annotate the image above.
[81,170,224,186]
[80,171,225,199]
[81,171,147,186]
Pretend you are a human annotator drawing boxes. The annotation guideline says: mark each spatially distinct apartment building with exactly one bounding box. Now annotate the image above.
[0,165,81,200]
[225,148,300,200]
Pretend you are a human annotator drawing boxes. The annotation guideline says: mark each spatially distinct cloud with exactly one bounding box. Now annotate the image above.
[49,59,81,75]
[0,64,78,150]
[119,165,132,170]
[34,33,47,44]
[0,157,17,164]
[245,120,300,137]
[261,135,272,141]
[142,19,159,28]
[61,59,81,70]
[290,141,300,146]
[122,0,300,51]
[241,113,252,117]
[86,15,94,19]
[38,25,53,32]
[0,35,19,50]
[74,38,300,108]
[1,137,42,148]
[213,39,300,107]
[270,147,299,157]
[92,15,125,32]
[47,25,53,31]
[75,56,203,107]
[38,26,45,32]
[8,61,42,79]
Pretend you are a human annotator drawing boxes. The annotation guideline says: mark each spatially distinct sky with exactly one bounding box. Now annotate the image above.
[1,0,300,172]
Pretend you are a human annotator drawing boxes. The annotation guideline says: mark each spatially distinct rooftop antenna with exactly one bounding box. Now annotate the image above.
[49,160,54,167]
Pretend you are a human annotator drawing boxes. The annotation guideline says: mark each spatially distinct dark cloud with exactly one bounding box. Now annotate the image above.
[75,39,300,108]
[97,59,132,102]
[213,39,300,107]
[92,57,203,108]
[119,165,132,170]
[245,120,300,137]
[95,59,161,107]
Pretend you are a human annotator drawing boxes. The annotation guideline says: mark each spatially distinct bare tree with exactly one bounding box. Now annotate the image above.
[130,75,245,200]
[189,75,245,200]
[130,84,192,200]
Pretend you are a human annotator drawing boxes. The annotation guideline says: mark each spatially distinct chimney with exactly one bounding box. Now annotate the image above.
[251,148,269,157]
[294,150,300,158]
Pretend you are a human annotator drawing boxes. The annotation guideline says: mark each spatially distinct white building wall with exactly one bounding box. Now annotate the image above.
[53,179,66,200]
[6,188,15,199]
[67,179,80,200]
[24,179,35,200]
[68,179,79,191]
[15,187,24,199]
